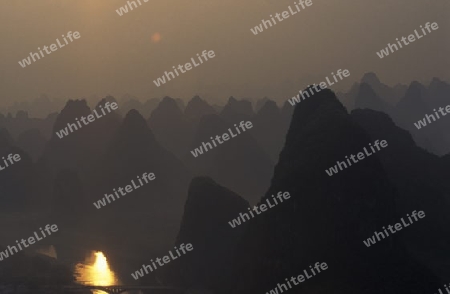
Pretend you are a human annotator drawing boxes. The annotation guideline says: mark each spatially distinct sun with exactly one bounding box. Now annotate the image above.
[151,33,162,43]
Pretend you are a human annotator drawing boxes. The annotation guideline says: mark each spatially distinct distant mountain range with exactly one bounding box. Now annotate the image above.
[0,73,449,291]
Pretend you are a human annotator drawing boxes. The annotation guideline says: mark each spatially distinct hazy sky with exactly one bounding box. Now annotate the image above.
[0,0,449,105]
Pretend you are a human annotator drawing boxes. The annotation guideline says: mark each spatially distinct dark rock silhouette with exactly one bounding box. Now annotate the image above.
[0,247,74,288]
[211,104,223,113]
[35,98,122,218]
[252,99,285,161]
[0,74,448,292]
[351,108,450,279]
[255,97,270,113]
[186,113,273,204]
[0,129,47,212]
[361,72,407,106]
[394,81,429,125]
[220,97,254,123]
[393,81,449,155]
[51,169,87,230]
[427,78,450,147]
[148,96,191,159]
[232,88,439,294]
[338,73,407,111]
[0,128,14,155]
[280,100,294,132]
[337,82,360,110]
[427,78,450,109]
[166,177,249,293]
[38,99,121,190]
[0,111,57,140]
[175,98,186,112]
[96,109,191,255]
[142,98,161,118]
[119,98,143,117]
[355,83,391,113]
[16,129,46,162]
[0,147,37,212]
[184,96,216,124]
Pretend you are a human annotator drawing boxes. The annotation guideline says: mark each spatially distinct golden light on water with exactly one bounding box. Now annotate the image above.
[75,251,119,288]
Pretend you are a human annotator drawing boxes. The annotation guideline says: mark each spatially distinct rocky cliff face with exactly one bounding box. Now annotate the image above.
[232,88,439,294]
[166,177,249,293]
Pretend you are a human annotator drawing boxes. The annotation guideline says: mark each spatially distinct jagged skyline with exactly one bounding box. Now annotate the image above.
[1,1,449,292]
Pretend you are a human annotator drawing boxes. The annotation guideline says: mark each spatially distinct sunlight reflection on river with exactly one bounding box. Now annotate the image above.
[75,251,119,294]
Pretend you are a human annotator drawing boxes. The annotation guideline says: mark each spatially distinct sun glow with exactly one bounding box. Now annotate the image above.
[151,32,162,43]
[75,251,118,287]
